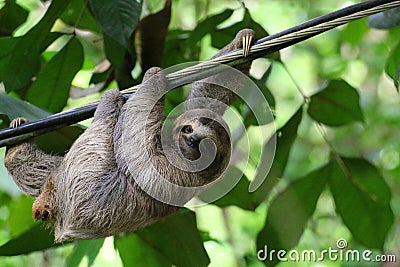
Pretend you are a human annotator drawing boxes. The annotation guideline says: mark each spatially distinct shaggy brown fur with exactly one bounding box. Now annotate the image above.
[4,29,256,242]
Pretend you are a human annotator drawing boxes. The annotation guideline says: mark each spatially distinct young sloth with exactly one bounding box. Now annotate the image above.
[4,29,256,242]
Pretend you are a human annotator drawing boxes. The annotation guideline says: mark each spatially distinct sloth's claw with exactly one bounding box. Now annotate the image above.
[10,117,29,128]
[242,35,253,57]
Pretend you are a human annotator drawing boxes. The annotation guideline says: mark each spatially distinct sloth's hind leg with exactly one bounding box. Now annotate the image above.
[4,118,62,197]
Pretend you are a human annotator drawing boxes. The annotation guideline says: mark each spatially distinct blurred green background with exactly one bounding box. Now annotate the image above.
[0,0,399,266]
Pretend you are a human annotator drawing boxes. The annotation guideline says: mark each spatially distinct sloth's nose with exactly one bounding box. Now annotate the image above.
[185,134,201,148]
[189,134,200,143]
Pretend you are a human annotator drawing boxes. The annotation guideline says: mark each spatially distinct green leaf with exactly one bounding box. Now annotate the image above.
[90,66,112,85]
[163,29,201,66]
[165,87,185,114]
[199,167,257,210]
[252,108,303,201]
[115,234,172,267]
[367,7,400,29]
[2,0,71,92]
[104,34,126,68]
[0,191,12,207]
[61,0,101,32]
[0,223,61,256]
[187,9,234,47]
[0,93,84,154]
[117,209,210,267]
[340,19,368,46]
[385,41,400,91]
[3,36,40,92]
[25,37,84,113]
[89,0,142,49]
[66,239,105,267]
[0,33,62,81]
[0,0,29,37]
[7,195,34,237]
[256,165,329,265]
[341,158,392,204]
[135,0,171,73]
[0,36,20,80]
[308,79,364,126]
[0,94,50,120]
[329,158,394,249]
[103,34,136,89]
[234,65,275,127]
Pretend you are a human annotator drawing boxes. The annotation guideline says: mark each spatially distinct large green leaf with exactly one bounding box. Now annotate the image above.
[2,0,71,92]
[163,29,201,67]
[25,37,84,113]
[0,0,28,37]
[329,158,394,249]
[199,167,257,211]
[234,65,275,127]
[0,94,84,154]
[385,41,400,91]
[117,210,210,267]
[66,239,105,267]
[256,165,329,266]
[103,34,137,89]
[89,0,142,49]
[6,195,35,237]
[0,223,61,256]
[135,0,171,73]
[186,9,234,47]
[0,94,50,120]
[115,234,172,267]
[0,37,19,81]
[340,19,369,46]
[252,108,303,202]
[61,0,101,33]
[210,175,255,210]
[0,33,62,82]
[307,79,364,126]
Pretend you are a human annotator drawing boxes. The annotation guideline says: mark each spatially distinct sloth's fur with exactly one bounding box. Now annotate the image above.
[4,29,256,243]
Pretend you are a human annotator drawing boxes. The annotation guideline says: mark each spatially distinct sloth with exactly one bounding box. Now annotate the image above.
[4,29,256,242]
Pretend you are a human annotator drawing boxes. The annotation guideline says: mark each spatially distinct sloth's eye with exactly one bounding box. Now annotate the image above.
[182,125,193,134]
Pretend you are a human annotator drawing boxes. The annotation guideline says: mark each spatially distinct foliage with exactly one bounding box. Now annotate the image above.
[0,0,399,266]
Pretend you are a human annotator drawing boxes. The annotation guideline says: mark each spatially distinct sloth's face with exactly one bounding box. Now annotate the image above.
[173,110,230,162]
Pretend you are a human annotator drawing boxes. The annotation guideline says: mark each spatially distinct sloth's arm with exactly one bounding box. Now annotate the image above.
[4,118,63,197]
[114,67,166,162]
[61,89,125,178]
[186,29,256,114]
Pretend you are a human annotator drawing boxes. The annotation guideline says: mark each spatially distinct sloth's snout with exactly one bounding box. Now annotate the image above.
[185,134,200,147]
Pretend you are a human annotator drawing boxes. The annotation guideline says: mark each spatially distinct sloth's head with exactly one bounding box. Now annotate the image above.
[173,109,231,176]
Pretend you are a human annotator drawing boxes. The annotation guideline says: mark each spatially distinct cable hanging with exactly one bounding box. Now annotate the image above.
[1,0,400,147]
